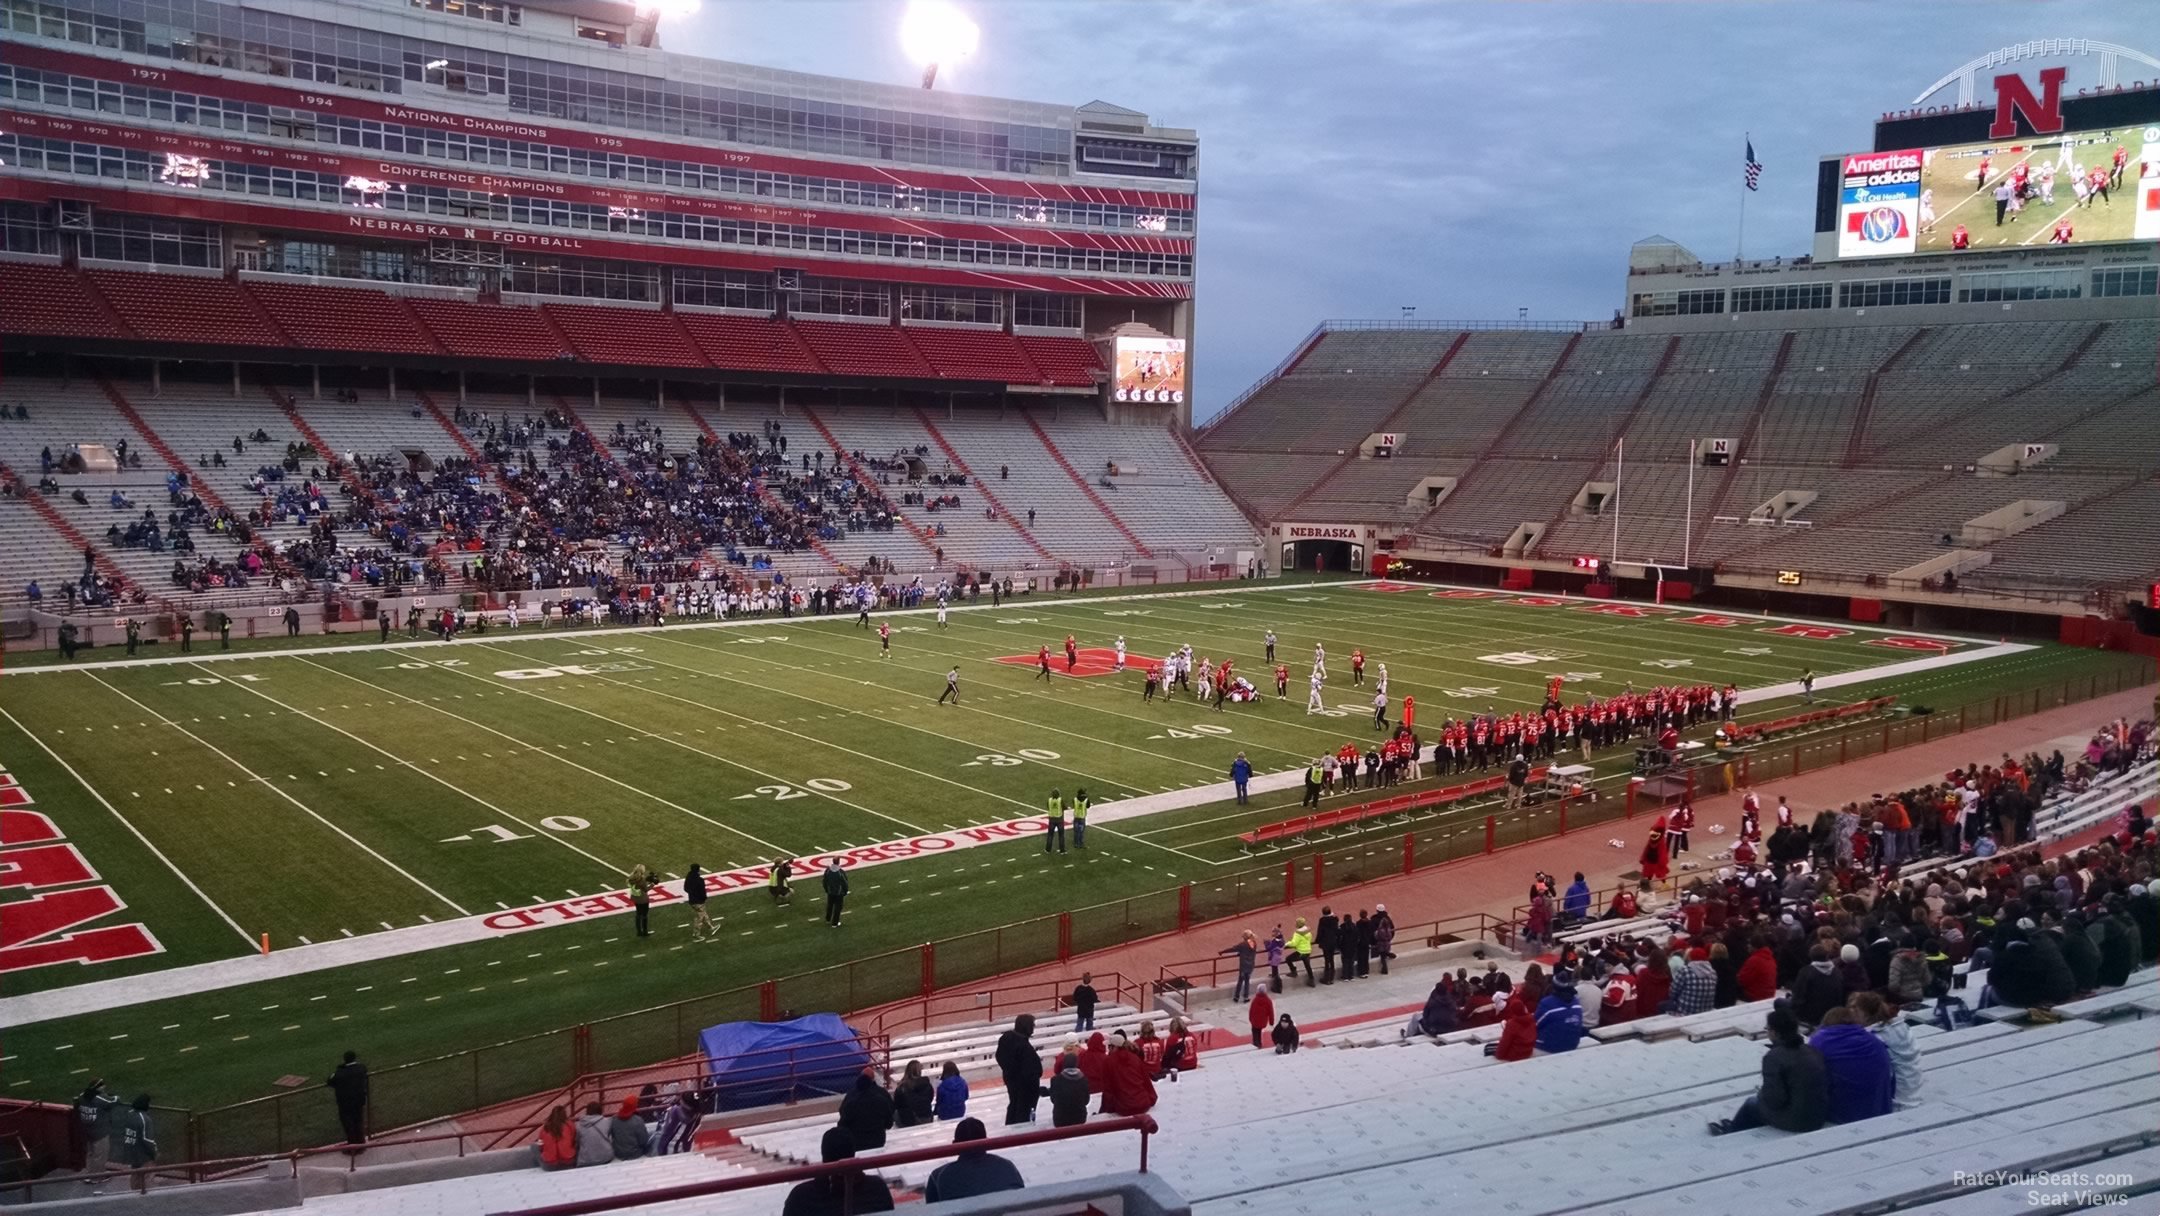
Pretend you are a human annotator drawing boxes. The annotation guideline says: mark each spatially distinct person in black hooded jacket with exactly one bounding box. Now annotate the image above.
[2128,885,2160,965]
[1788,944,1846,1028]
[2023,919,2077,1007]
[994,1015,1042,1125]
[836,1070,894,1150]
[2056,913,2101,993]
[2097,900,2138,987]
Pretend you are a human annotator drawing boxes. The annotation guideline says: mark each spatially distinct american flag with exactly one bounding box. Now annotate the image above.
[1744,139,1763,191]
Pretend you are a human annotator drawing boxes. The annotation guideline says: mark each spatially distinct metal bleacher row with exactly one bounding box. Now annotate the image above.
[1193,318,2160,590]
[0,261,1106,388]
[266,995,2160,1215]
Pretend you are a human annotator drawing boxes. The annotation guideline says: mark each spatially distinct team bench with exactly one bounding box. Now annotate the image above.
[1723,696,1898,745]
[1238,767,1549,849]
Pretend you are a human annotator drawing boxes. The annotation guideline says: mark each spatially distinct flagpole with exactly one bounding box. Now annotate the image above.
[1737,131,1749,261]
[1610,437,1623,567]
[1684,439,1696,569]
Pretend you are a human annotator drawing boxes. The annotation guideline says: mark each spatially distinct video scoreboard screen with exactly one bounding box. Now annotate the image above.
[1830,123,2160,259]
[1112,336,1186,404]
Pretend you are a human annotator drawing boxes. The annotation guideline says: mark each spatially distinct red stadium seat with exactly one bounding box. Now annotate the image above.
[244,280,441,356]
[903,326,1044,383]
[87,268,286,348]
[676,312,826,375]
[542,303,707,368]
[1016,335,1106,388]
[792,319,935,379]
[406,297,572,362]
[0,263,131,340]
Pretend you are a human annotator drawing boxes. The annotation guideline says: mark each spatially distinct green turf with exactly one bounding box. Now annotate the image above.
[0,578,2145,1147]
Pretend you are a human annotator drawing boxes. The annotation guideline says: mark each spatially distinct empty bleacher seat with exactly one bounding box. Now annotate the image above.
[542,303,708,368]
[1017,335,1107,387]
[244,280,442,356]
[675,312,825,375]
[406,298,573,362]
[0,262,131,340]
[87,268,287,348]
[793,320,936,379]
[903,326,1045,383]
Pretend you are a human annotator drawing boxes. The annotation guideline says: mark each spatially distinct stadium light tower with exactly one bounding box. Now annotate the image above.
[902,0,980,90]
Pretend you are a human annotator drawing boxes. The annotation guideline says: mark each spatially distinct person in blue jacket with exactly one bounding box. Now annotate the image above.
[1534,974,1585,1053]
[1230,753,1252,804]
[1809,1007,1895,1123]
[1562,872,1592,926]
[934,1061,969,1121]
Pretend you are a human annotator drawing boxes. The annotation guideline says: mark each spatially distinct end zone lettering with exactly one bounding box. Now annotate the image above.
[476,819,1028,935]
[0,790,164,974]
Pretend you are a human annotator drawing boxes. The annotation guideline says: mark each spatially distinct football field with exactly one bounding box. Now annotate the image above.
[0,576,2141,1127]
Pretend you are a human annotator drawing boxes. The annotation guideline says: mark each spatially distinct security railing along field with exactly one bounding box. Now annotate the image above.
[181,657,2152,1158]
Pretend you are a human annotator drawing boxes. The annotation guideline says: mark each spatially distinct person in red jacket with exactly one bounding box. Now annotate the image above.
[1492,986,1538,1061]
[1075,1032,1108,1089]
[536,1105,578,1170]
[1737,938,1780,1002]
[1634,945,1673,1014]
[1098,1035,1157,1116]
[1247,987,1274,1049]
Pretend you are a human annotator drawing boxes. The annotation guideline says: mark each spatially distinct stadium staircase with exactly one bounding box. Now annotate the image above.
[545,392,623,472]
[94,374,232,515]
[910,408,1058,564]
[1019,410,1154,558]
[265,386,380,508]
[795,404,944,562]
[1839,327,1930,468]
[1410,332,1588,540]
[1684,330,1794,556]
[675,401,842,574]
[414,389,524,504]
[1276,332,1472,524]
[0,456,137,601]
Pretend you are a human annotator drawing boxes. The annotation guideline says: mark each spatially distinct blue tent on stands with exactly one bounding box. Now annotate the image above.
[698,1014,871,1111]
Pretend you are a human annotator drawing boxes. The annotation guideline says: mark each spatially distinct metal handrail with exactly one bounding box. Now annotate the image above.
[490,1115,1160,1216]
[860,970,1145,1042]
[1155,911,1506,994]
[0,1127,497,1199]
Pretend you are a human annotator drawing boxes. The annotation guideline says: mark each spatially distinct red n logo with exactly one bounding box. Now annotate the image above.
[1990,68,2066,138]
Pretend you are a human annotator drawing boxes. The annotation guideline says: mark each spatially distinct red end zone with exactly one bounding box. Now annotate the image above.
[993,647,1129,678]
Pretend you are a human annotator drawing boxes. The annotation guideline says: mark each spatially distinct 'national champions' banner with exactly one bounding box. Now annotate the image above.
[1838,149,1923,258]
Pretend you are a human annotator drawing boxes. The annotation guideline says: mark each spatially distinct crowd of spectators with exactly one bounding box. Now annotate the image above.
[1486,716,2156,1137]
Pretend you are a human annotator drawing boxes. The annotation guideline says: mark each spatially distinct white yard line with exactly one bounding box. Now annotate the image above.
[0,705,255,950]
[0,583,2039,1027]
[297,657,796,858]
[81,671,470,918]
[196,662,629,878]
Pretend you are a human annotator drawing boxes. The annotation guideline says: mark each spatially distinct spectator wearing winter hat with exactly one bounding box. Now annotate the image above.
[923,1118,1024,1203]
[1837,943,1871,995]
[1790,944,1847,1029]
[1709,1006,1827,1136]
[1809,1008,1895,1124]
[1534,973,1585,1053]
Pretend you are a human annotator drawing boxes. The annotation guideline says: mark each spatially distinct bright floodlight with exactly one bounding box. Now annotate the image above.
[901,0,978,89]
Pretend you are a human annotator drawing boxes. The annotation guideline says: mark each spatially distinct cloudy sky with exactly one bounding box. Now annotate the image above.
[661,2,2148,420]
